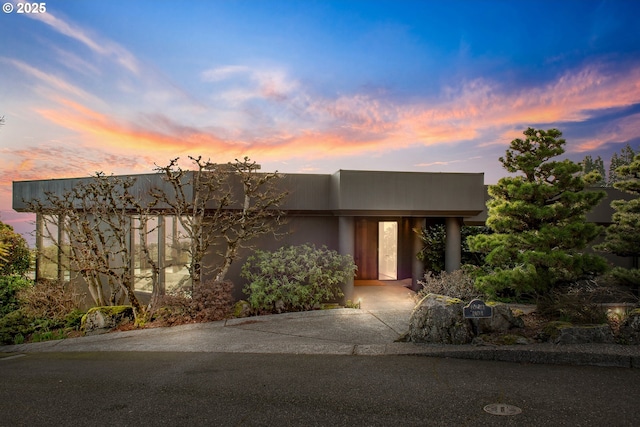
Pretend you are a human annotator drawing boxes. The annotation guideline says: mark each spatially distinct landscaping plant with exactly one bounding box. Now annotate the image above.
[153,279,234,325]
[467,128,608,300]
[417,269,484,302]
[241,244,357,314]
[595,154,640,292]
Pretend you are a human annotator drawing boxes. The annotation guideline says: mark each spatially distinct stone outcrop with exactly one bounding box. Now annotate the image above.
[542,321,615,344]
[478,303,525,333]
[408,294,474,344]
[81,306,135,335]
[619,308,640,344]
[408,294,526,345]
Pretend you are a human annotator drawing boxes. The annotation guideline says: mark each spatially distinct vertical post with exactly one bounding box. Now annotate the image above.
[157,215,166,295]
[411,217,426,291]
[445,217,462,272]
[35,213,44,282]
[338,216,355,303]
[57,215,64,282]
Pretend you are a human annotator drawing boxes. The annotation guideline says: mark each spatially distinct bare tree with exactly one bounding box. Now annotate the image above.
[152,156,287,288]
[152,156,232,290]
[215,157,287,282]
[28,173,160,319]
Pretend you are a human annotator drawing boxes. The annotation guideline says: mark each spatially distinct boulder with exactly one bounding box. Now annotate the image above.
[478,303,524,333]
[408,294,474,344]
[543,321,615,344]
[81,306,135,335]
[619,308,640,344]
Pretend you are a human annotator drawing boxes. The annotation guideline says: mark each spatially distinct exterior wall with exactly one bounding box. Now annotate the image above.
[331,170,485,215]
[207,215,339,300]
[20,169,637,303]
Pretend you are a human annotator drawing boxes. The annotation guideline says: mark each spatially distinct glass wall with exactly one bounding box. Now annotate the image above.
[36,214,70,281]
[132,215,191,294]
[163,216,191,292]
[37,213,192,294]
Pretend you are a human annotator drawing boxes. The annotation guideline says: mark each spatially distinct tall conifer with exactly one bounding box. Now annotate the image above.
[468,128,607,298]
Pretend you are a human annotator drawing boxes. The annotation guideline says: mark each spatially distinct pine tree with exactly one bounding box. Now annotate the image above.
[582,155,606,187]
[596,154,640,289]
[608,144,637,186]
[468,128,608,299]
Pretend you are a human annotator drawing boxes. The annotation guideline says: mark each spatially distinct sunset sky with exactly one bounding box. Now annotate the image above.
[2,0,640,240]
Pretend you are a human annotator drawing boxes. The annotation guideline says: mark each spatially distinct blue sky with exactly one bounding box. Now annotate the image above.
[1,0,640,239]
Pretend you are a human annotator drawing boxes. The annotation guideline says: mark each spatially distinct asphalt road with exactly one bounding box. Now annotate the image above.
[1,352,638,426]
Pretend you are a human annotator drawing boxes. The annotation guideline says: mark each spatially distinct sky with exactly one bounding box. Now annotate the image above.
[1,0,640,241]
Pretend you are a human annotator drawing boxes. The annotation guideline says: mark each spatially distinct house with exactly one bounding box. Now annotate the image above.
[11,169,633,302]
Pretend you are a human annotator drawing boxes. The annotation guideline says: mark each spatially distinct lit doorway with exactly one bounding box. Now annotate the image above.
[378,221,398,280]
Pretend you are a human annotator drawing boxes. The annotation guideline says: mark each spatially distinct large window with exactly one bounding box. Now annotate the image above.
[132,215,191,294]
[36,214,70,281]
[163,216,191,292]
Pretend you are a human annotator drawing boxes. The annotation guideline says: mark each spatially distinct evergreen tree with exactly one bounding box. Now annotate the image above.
[596,154,640,289]
[468,128,608,299]
[608,144,637,186]
[0,221,30,277]
[582,155,606,187]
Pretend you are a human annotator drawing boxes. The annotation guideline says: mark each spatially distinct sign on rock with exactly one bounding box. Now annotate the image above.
[463,299,492,319]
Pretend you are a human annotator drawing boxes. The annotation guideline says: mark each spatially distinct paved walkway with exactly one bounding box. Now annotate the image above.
[2,284,639,368]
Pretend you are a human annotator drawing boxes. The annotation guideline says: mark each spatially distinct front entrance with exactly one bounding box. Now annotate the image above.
[378,221,397,280]
[354,218,399,280]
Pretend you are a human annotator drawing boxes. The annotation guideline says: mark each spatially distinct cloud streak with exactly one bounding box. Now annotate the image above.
[14,61,640,174]
[25,7,140,74]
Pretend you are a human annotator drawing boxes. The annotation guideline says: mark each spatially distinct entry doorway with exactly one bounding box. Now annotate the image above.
[378,221,398,280]
[354,218,401,281]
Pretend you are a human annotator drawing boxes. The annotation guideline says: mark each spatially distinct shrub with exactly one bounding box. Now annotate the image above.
[18,279,86,320]
[536,278,629,324]
[154,279,233,325]
[0,309,38,345]
[0,221,30,277]
[417,269,483,302]
[417,225,491,273]
[0,276,32,317]
[0,279,86,345]
[241,244,357,314]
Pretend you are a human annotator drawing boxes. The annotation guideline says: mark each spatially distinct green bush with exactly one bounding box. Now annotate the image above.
[241,244,357,314]
[417,224,490,273]
[0,221,31,277]
[0,276,32,317]
[0,309,38,345]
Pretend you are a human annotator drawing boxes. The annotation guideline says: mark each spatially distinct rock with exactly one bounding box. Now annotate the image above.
[408,294,474,344]
[232,300,252,318]
[543,321,615,344]
[619,308,640,344]
[477,303,524,333]
[81,306,135,335]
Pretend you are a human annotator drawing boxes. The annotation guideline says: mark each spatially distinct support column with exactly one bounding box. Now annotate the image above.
[157,215,166,295]
[445,217,462,272]
[338,216,355,303]
[35,213,44,282]
[411,217,426,291]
